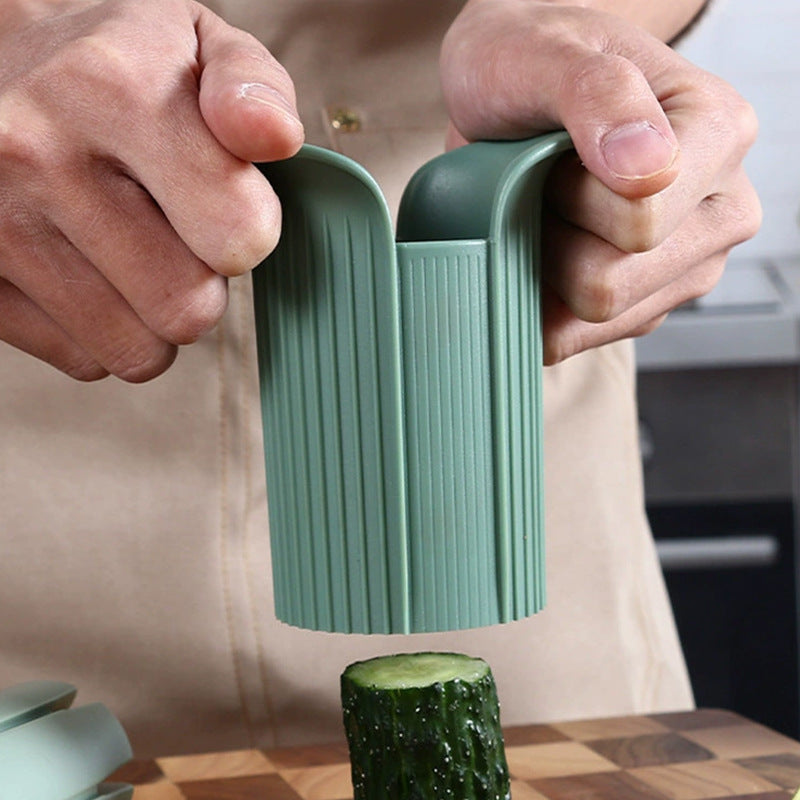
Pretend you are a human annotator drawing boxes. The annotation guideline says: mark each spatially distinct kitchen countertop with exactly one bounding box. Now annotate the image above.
[111,708,800,800]
[635,258,800,370]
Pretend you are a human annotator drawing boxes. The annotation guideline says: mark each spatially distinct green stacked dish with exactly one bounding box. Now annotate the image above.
[0,681,133,800]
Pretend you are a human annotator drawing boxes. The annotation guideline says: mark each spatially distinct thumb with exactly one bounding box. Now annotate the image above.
[555,52,679,199]
[193,6,304,163]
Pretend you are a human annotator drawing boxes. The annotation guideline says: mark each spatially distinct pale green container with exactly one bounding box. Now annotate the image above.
[253,132,572,634]
[0,681,133,800]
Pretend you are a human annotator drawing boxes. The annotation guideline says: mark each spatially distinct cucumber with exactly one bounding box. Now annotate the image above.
[341,652,510,800]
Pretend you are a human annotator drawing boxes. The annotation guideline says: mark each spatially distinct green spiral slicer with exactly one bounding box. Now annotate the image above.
[0,681,133,800]
[253,132,572,634]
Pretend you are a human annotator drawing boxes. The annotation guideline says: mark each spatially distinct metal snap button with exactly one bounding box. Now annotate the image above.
[329,107,362,133]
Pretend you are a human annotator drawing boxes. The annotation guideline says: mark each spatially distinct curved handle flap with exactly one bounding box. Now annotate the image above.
[255,146,409,632]
[396,131,572,242]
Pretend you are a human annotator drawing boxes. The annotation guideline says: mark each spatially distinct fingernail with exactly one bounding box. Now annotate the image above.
[239,82,299,119]
[601,121,677,180]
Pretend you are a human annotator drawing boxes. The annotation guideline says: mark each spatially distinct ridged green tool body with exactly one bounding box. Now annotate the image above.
[0,681,133,800]
[253,132,572,634]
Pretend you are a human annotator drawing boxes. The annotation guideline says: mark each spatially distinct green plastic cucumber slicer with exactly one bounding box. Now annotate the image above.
[252,131,573,635]
[0,681,133,800]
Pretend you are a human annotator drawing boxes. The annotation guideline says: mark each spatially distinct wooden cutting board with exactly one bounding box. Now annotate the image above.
[112,709,800,800]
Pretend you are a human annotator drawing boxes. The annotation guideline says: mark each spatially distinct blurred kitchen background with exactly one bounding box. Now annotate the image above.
[635,0,800,736]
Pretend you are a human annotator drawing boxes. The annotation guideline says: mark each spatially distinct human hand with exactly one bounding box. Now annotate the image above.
[441,0,761,364]
[0,0,303,381]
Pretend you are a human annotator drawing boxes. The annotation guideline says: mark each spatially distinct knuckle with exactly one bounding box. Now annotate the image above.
[61,356,109,382]
[732,95,759,152]
[573,263,629,323]
[542,339,568,366]
[631,313,668,340]
[0,114,31,166]
[563,53,643,111]
[216,206,281,276]
[156,278,228,345]
[683,258,727,305]
[0,96,57,176]
[734,180,764,243]
[247,39,295,95]
[704,176,763,249]
[542,329,580,366]
[613,194,668,253]
[197,172,282,276]
[108,340,178,383]
[693,268,723,301]
[735,201,763,246]
[699,77,760,157]
[66,34,131,87]
[543,323,595,365]
[49,34,160,122]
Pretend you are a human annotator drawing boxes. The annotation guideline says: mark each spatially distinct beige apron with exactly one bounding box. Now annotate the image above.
[0,0,691,757]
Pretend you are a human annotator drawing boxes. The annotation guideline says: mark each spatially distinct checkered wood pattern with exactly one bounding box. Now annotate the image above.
[111,709,800,800]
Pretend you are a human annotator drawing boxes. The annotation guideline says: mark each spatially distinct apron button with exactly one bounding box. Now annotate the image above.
[329,107,362,133]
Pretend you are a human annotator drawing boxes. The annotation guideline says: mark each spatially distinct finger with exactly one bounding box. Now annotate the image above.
[192,3,304,163]
[0,279,108,381]
[546,91,759,253]
[47,163,229,346]
[442,7,680,198]
[68,4,289,277]
[542,254,727,365]
[111,105,283,278]
[445,121,469,151]
[2,220,177,382]
[627,313,670,339]
[554,50,680,199]
[113,103,283,278]
[543,167,762,322]
[546,152,678,254]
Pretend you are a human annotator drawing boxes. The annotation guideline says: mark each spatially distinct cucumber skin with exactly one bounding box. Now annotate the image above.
[341,662,511,800]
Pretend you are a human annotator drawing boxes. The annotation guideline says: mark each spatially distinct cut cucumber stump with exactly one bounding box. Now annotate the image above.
[341,652,511,800]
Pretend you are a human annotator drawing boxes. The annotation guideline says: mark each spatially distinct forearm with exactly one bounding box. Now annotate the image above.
[461,0,708,43]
